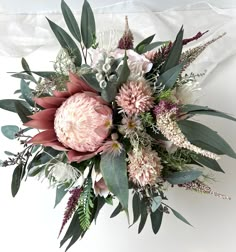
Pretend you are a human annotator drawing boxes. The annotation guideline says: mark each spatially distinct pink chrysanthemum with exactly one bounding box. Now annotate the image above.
[24,72,112,163]
[128,147,162,187]
[116,80,154,116]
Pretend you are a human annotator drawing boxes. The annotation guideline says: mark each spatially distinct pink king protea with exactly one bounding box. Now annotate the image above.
[24,72,113,163]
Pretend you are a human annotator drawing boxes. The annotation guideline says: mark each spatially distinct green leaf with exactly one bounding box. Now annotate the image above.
[60,212,84,249]
[164,170,202,185]
[1,125,19,140]
[135,34,155,53]
[117,54,130,88]
[81,0,96,48]
[100,150,129,211]
[54,185,68,208]
[101,82,117,103]
[161,26,184,73]
[178,120,236,159]
[20,79,34,107]
[110,202,123,218]
[0,99,30,113]
[21,58,31,75]
[169,206,192,226]
[4,151,16,156]
[191,140,223,155]
[11,73,36,83]
[150,207,163,234]
[81,73,102,92]
[46,18,82,66]
[151,196,162,212]
[194,155,224,173]
[181,104,236,122]
[157,63,183,90]
[143,41,168,53]
[132,193,141,225]
[94,196,106,223]
[138,199,148,233]
[32,71,57,80]
[61,0,81,42]
[11,163,24,197]
[14,100,32,123]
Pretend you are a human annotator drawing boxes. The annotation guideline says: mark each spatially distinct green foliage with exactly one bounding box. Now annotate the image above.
[0,99,30,113]
[110,202,123,218]
[14,100,32,123]
[54,184,68,208]
[150,206,163,234]
[194,155,224,173]
[1,125,19,140]
[20,79,34,107]
[164,170,202,184]
[81,0,96,48]
[78,178,94,231]
[132,193,141,225]
[138,199,148,233]
[140,112,155,127]
[11,163,24,197]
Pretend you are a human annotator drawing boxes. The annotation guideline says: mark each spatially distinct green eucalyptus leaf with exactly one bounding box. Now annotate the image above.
[110,202,123,218]
[11,73,36,83]
[150,207,163,234]
[1,125,19,140]
[101,83,117,103]
[11,163,24,197]
[157,63,184,90]
[138,199,148,233]
[100,150,129,211]
[54,185,68,208]
[0,99,30,113]
[47,18,82,66]
[143,41,168,52]
[161,26,184,73]
[178,120,236,159]
[61,0,81,42]
[117,54,130,88]
[132,193,141,225]
[81,0,96,48]
[169,206,192,226]
[195,155,224,173]
[81,73,102,92]
[20,79,34,107]
[135,34,155,53]
[4,151,16,156]
[181,104,236,122]
[21,58,31,75]
[14,100,32,123]
[32,71,57,80]
[164,170,202,185]
[151,196,162,212]
[94,196,106,223]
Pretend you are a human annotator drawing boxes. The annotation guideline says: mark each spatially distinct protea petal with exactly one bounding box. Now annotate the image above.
[28,129,57,144]
[67,150,96,163]
[44,141,68,151]
[94,125,109,138]
[28,108,57,121]
[69,72,96,93]
[34,97,66,108]
[94,105,112,116]
[53,90,70,98]
[24,119,54,130]
[66,81,82,95]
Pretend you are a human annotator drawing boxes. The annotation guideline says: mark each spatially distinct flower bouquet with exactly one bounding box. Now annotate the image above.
[0,0,235,250]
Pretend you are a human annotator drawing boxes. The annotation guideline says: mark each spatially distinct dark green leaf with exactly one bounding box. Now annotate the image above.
[191,140,223,155]
[100,150,129,211]
[1,125,19,140]
[181,104,236,122]
[21,58,31,74]
[81,0,96,48]
[94,196,106,223]
[47,18,82,66]
[157,63,183,90]
[195,155,224,173]
[101,82,117,103]
[54,185,68,208]
[110,202,123,218]
[117,54,130,88]
[150,207,163,234]
[164,170,202,185]
[169,206,192,226]
[132,193,141,225]
[20,79,34,107]
[11,163,24,197]
[61,0,81,42]
[178,120,236,159]
[14,100,32,123]
[138,200,148,233]
[161,26,184,73]
[60,212,83,248]
[0,99,30,113]
[135,34,155,53]
[143,41,168,52]
[81,73,102,92]
[151,196,162,212]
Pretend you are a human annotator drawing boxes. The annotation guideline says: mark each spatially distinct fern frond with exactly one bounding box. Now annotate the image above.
[77,177,94,231]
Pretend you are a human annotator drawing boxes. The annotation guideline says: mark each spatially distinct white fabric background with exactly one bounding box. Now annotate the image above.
[0,1,236,252]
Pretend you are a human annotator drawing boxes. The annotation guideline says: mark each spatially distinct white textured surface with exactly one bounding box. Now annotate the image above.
[0,2,236,252]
